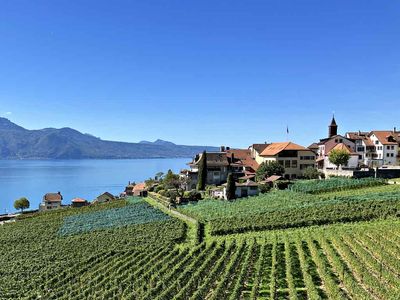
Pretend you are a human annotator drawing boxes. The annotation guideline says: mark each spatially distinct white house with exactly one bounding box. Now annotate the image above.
[368,131,399,166]
[222,180,259,199]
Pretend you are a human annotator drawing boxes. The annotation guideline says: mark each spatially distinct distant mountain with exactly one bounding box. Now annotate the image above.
[0,118,218,159]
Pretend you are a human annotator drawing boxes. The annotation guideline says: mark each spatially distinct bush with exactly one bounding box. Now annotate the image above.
[259,183,271,194]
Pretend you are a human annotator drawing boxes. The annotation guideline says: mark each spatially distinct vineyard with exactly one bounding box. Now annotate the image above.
[179,184,400,235]
[1,219,399,299]
[288,177,386,194]
[1,182,400,299]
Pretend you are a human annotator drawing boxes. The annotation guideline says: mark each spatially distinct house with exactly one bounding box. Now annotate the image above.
[94,192,115,204]
[39,192,63,211]
[345,128,400,167]
[222,179,259,199]
[367,130,399,166]
[133,182,148,197]
[124,182,136,196]
[71,198,88,208]
[322,143,359,169]
[249,143,269,164]
[258,142,316,179]
[314,117,356,170]
[183,147,248,190]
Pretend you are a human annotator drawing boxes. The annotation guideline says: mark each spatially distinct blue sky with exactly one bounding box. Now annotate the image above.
[1,1,399,148]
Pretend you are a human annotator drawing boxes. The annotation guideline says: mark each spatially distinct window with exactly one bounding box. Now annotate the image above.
[357,147,365,152]
[387,146,390,150]
[359,155,362,159]
[292,160,298,168]
[391,153,394,157]
[387,153,390,157]
[285,160,291,168]
[392,146,395,150]
[278,160,284,166]
[375,141,379,145]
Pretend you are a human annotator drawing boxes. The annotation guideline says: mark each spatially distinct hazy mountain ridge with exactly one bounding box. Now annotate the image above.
[0,118,218,159]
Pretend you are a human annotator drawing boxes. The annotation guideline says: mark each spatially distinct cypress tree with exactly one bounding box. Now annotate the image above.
[226,173,236,200]
[196,151,207,190]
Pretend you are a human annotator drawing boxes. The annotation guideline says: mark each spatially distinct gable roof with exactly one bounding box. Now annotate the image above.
[328,143,358,155]
[227,149,259,171]
[189,152,230,167]
[260,142,309,156]
[44,192,62,202]
[98,192,114,199]
[370,131,399,145]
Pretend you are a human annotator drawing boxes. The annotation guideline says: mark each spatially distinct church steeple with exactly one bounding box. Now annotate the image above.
[329,115,338,138]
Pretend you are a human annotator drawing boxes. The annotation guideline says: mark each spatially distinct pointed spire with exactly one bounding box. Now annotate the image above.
[330,114,337,126]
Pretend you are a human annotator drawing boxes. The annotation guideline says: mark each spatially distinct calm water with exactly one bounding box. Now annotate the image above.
[0,158,189,213]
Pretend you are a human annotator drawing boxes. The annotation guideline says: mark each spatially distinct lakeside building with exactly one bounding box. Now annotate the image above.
[39,192,63,211]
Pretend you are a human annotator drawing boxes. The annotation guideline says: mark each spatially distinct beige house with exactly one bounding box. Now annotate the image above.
[258,142,316,179]
[39,192,63,211]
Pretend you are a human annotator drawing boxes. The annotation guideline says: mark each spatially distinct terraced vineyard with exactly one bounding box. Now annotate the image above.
[1,181,400,299]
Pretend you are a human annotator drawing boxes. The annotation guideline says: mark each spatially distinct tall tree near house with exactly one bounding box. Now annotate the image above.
[14,197,30,213]
[329,149,350,169]
[196,151,207,191]
[256,161,285,181]
[226,173,236,200]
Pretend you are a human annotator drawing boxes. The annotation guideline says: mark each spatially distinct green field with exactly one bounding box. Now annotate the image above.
[1,181,400,299]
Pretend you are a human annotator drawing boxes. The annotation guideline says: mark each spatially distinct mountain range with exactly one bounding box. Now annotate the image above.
[0,118,218,159]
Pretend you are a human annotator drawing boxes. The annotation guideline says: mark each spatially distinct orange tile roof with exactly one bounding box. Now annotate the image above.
[328,143,358,155]
[260,142,309,156]
[133,183,146,191]
[370,131,398,145]
[72,198,87,203]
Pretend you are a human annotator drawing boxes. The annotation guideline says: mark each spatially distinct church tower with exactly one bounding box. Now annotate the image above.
[328,115,338,138]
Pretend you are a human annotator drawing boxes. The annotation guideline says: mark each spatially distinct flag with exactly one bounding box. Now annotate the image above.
[286,126,289,134]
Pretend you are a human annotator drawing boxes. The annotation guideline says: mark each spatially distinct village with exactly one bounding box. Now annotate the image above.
[2,116,400,224]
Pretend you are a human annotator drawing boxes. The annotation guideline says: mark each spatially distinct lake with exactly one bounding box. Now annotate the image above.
[0,158,189,213]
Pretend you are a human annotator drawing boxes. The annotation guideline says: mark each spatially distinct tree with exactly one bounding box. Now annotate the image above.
[329,149,350,169]
[163,170,188,200]
[155,172,164,181]
[256,161,285,181]
[14,197,30,213]
[303,167,322,179]
[225,173,236,200]
[196,151,207,191]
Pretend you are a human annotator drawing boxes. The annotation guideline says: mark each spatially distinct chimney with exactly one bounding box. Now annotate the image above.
[231,153,235,161]
[394,127,397,133]
[57,191,61,195]
[220,146,225,152]
[226,146,230,151]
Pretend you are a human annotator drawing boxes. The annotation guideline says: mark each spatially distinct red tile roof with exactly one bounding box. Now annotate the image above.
[227,149,259,171]
[133,183,146,192]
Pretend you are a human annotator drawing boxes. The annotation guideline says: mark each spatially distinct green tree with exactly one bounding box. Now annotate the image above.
[196,151,207,191]
[256,161,285,181]
[14,197,30,213]
[303,167,322,179]
[225,173,236,200]
[163,169,188,200]
[155,172,164,181]
[329,149,350,169]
